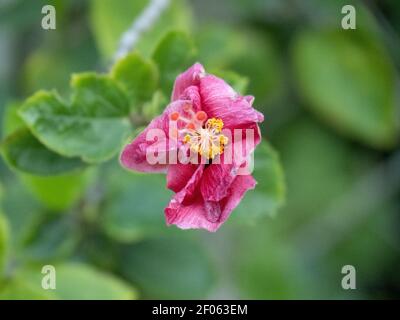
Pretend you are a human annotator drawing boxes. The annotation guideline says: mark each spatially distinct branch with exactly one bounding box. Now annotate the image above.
[113,0,170,63]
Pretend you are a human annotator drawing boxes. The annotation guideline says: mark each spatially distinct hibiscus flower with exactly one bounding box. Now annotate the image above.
[121,63,264,231]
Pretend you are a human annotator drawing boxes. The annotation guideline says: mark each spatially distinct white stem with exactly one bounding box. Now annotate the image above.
[113,0,170,63]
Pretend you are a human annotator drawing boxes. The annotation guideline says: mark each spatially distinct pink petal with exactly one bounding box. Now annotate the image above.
[179,86,202,111]
[199,75,263,128]
[200,123,261,201]
[218,174,257,224]
[165,174,256,232]
[165,195,220,232]
[120,100,187,173]
[171,63,205,101]
[200,161,236,202]
[166,163,199,193]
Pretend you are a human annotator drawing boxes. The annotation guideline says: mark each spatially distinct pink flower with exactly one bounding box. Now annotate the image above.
[121,63,264,232]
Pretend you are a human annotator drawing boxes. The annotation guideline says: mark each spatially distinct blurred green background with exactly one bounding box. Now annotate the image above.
[0,0,399,299]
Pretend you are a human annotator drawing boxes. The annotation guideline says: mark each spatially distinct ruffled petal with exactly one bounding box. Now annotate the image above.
[166,163,199,193]
[179,85,202,111]
[120,100,187,173]
[165,195,221,232]
[165,165,214,230]
[199,75,263,128]
[172,63,205,101]
[200,123,261,201]
[200,161,236,202]
[165,175,256,232]
[218,174,257,223]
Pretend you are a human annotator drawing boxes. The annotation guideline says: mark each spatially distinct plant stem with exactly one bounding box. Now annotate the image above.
[112,0,170,63]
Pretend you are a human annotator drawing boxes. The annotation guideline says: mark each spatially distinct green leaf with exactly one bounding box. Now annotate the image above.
[0,279,56,300]
[20,214,79,262]
[54,263,137,300]
[111,52,158,107]
[292,30,397,149]
[1,263,137,300]
[19,169,94,211]
[70,73,130,117]
[54,263,137,299]
[141,90,168,120]
[1,129,85,175]
[233,141,285,223]
[2,102,84,176]
[274,116,375,229]
[1,178,43,249]
[152,31,196,95]
[90,0,192,58]
[196,25,284,107]
[120,236,215,299]
[19,74,132,163]
[0,213,9,276]
[2,101,25,137]
[101,167,172,242]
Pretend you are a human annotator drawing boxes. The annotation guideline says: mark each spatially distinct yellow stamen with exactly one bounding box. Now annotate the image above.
[206,118,224,133]
[182,117,228,159]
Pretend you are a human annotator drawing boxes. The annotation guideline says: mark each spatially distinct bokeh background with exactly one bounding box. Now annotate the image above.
[0,0,399,299]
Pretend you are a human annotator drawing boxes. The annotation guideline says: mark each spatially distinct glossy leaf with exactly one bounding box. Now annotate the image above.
[0,279,55,300]
[102,167,172,242]
[20,169,93,211]
[48,263,137,300]
[3,263,137,300]
[19,214,78,263]
[2,101,25,137]
[111,52,158,107]
[141,90,168,120]
[292,30,397,149]
[19,74,132,163]
[196,25,284,107]
[1,128,85,175]
[152,31,196,95]
[1,178,42,249]
[233,141,285,223]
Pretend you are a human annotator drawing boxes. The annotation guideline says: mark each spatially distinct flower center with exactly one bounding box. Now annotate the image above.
[169,104,228,159]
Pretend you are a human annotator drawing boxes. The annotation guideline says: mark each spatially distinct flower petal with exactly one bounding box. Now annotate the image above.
[120,100,187,173]
[165,175,256,232]
[165,195,220,232]
[218,174,257,224]
[200,161,236,202]
[172,63,205,101]
[166,163,199,193]
[199,75,263,128]
[179,85,202,111]
[200,123,261,201]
